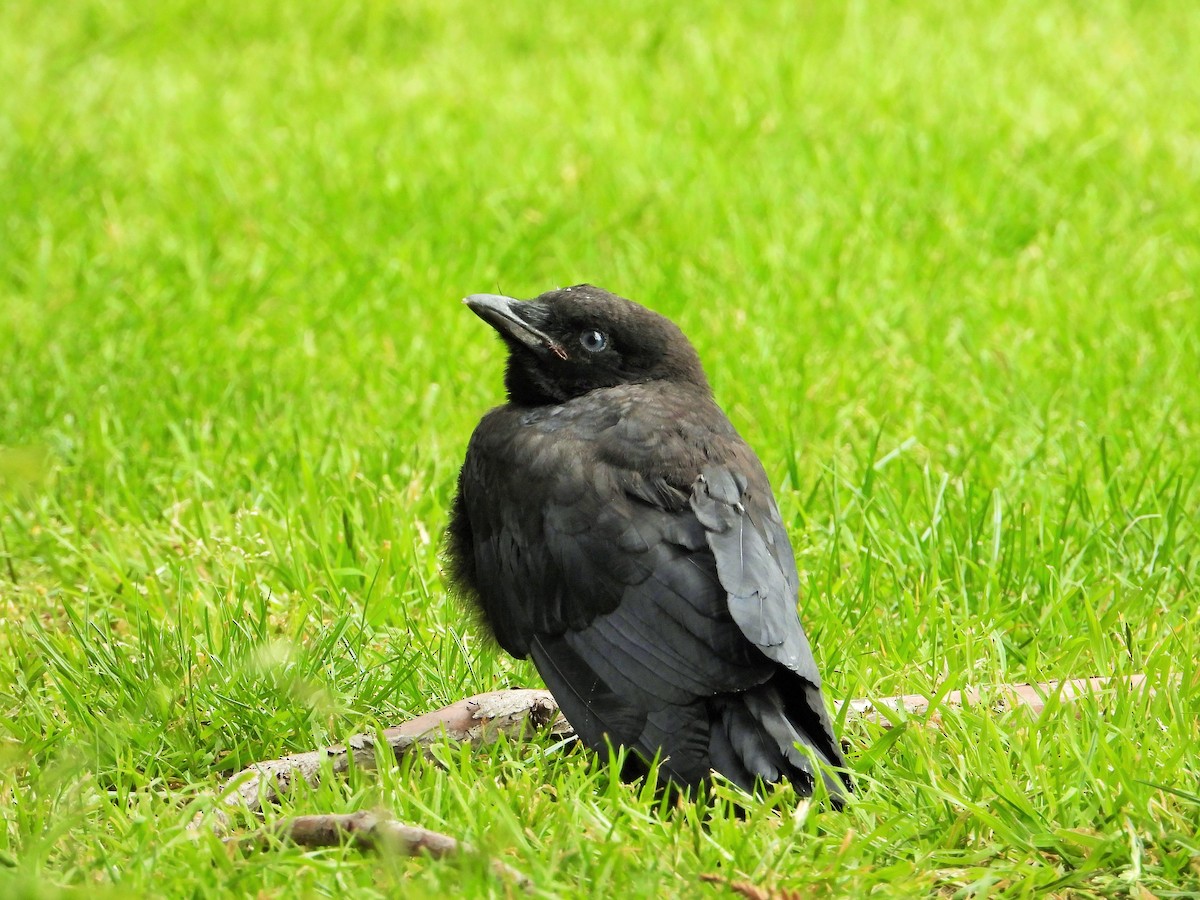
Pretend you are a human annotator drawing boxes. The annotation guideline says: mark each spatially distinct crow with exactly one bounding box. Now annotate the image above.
[447,284,850,801]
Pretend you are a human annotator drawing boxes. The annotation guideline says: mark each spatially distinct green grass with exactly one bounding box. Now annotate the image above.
[2,0,1199,895]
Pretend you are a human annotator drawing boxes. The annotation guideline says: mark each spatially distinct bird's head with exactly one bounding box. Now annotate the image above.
[464,284,711,406]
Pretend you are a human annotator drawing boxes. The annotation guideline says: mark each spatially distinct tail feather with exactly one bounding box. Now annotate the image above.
[709,697,788,790]
[532,634,852,802]
[710,674,852,803]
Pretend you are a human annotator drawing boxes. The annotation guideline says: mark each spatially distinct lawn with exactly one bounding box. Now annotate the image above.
[2,0,1198,896]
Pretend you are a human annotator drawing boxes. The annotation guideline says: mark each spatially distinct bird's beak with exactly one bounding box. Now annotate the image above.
[464,294,569,360]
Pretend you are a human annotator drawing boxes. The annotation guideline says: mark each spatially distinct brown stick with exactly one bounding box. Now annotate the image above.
[238,811,531,890]
[201,675,1168,888]
[201,688,570,827]
[204,675,1163,827]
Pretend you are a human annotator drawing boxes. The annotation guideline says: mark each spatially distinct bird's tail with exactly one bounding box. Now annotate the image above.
[708,672,852,804]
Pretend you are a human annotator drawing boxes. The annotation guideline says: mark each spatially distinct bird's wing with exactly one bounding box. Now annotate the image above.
[527,476,780,785]
[688,461,822,685]
[534,466,777,703]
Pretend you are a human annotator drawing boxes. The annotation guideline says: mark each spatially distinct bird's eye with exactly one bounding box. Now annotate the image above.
[579,329,608,353]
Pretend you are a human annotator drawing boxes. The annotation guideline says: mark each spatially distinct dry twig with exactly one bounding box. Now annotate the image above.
[204,688,569,827]
[204,675,1163,827]
[200,674,1168,889]
[238,811,531,890]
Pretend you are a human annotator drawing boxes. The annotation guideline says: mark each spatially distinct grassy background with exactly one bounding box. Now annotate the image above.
[2,0,1198,895]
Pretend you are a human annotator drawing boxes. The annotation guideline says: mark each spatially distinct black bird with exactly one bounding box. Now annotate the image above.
[447,284,850,801]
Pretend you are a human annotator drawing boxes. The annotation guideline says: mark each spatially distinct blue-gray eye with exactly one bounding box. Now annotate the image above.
[579,329,607,352]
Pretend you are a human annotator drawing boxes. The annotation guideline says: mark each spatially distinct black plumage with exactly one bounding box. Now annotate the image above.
[447,284,850,801]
